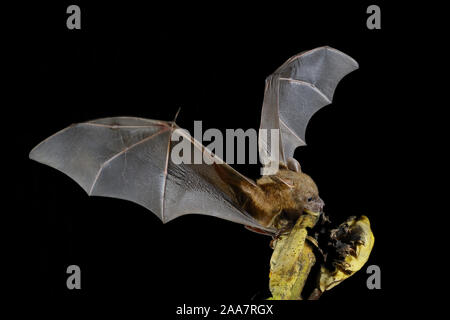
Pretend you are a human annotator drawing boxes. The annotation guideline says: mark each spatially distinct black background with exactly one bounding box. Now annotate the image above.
[12,0,414,316]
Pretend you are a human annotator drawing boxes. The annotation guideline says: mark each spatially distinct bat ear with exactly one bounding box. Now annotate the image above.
[287,158,301,172]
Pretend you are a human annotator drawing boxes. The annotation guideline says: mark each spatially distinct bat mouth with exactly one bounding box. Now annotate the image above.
[304,197,325,216]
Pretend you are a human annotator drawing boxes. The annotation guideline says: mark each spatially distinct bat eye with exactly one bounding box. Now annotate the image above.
[307,197,313,202]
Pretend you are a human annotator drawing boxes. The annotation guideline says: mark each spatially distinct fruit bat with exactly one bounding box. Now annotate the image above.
[30,46,358,234]
[30,47,372,299]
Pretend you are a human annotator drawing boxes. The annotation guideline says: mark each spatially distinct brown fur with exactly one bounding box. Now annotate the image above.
[231,165,323,230]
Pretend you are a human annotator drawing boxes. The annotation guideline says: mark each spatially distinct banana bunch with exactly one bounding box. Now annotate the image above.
[268,213,374,300]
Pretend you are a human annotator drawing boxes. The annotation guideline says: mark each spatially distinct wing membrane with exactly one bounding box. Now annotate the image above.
[30,117,271,231]
[259,46,359,167]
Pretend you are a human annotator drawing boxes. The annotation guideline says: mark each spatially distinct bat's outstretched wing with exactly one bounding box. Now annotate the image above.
[259,46,358,169]
[29,117,272,231]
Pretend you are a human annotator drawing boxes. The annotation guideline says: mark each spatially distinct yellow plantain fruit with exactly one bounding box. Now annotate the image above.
[269,210,320,300]
[318,215,374,292]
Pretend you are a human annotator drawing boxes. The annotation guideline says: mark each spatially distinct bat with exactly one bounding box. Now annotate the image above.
[30,46,357,234]
[30,47,372,299]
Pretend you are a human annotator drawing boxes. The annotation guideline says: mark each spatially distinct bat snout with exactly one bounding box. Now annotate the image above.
[305,197,325,214]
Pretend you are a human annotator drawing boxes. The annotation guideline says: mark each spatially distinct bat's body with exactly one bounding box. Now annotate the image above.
[30,46,356,233]
[221,164,323,231]
[30,47,373,299]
